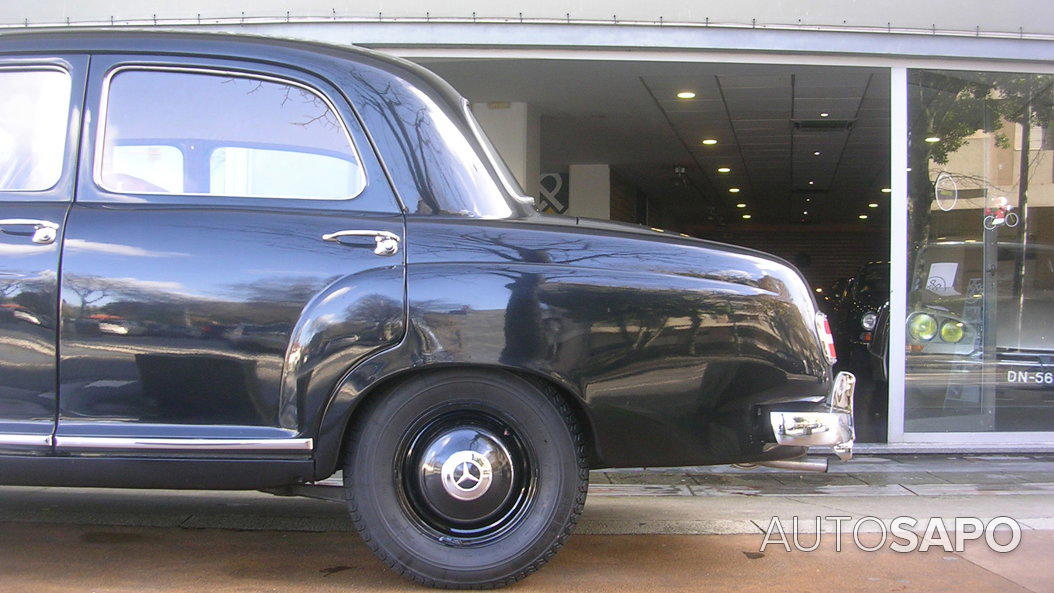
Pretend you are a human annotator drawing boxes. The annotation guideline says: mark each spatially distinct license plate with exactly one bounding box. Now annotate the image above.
[1006,369,1054,386]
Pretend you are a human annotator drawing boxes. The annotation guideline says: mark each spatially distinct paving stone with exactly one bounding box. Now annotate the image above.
[587,484,692,496]
[588,470,611,484]
[577,518,760,535]
[771,473,869,486]
[605,472,696,485]
[930,472,1031,484]
[905,482,1054,496]
[688,474,788,488]
[689,484,912,497]
[851,471,952,485]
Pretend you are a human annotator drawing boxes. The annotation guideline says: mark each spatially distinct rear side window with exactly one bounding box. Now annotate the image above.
[0,68,72,191]
[97,67,365,200]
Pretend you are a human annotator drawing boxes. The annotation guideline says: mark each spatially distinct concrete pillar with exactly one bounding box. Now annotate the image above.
[568,164,611,219]
[471,101,540,199]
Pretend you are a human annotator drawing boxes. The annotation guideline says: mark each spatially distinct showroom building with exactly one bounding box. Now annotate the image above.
[5,1,1054,451]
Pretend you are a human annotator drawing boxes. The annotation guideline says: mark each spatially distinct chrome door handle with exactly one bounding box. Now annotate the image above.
[0,219,59,245]
[322,229,401,256]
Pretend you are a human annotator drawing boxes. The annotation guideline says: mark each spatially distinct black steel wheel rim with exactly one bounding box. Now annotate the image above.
[396,407,536,544]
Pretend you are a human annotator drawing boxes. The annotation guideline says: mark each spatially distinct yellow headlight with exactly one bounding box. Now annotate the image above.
[908,314,937,341]
[940,321,965,343]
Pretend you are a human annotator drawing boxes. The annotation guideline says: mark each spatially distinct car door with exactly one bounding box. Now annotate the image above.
[54,54,405,455]
[0,55,86,453]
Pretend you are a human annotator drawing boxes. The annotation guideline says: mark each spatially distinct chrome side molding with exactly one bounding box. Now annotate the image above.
[53,436,313,451]
[0,434,54,447]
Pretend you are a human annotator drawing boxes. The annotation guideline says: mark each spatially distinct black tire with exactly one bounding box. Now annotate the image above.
[344,369,588,589]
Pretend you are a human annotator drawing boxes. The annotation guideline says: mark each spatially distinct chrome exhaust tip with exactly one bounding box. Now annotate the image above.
[756,456,829,473]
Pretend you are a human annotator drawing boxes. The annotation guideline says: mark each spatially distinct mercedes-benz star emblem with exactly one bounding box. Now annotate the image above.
[440,451,493,501]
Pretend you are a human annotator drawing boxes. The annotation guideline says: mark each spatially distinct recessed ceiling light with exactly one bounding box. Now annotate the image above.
[858,214,869,220]
[728,187,740,193]
[677,91,697,99]
[808,181,815,185]
[925,136,941,143]
[819,112,830,118]
[813,151,822,156]
[868,203,879,208]
[803,210,809,215]
[881,188,892,193]
[815,287,823,293]
[702,138,718,145]
[805,197,811,202]
[717,167,731,173]
[736,203,747,208]
[742,214,752,219]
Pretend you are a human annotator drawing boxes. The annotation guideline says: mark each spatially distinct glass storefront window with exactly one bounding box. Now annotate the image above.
[906,70,1054,433]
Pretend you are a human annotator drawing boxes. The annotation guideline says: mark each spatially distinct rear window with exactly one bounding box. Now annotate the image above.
[97,67,365,200]
[0,68,71,191]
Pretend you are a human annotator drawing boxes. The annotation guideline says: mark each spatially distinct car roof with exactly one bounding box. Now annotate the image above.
[0,29,368,61]
[1,29,448,87]
[0,29,469,122]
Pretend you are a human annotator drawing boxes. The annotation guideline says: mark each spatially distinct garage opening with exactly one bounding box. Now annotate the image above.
[421,59,892,442]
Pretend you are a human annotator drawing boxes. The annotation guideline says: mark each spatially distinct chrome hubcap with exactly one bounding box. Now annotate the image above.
[440,450,494,500]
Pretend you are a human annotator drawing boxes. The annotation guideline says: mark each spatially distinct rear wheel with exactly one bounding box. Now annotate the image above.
[344,369,587,588]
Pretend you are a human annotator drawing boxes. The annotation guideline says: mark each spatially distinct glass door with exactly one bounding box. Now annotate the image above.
[901,68,1054,437]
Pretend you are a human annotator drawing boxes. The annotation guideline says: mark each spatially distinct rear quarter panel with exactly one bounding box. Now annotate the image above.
[316,216,829,472]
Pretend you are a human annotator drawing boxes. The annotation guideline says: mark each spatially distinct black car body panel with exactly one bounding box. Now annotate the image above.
[0,31,842,489]
[830,261,889,361]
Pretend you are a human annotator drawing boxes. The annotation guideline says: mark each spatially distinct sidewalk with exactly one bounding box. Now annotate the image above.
[591,453,1054,496]
[2,454,1053,535]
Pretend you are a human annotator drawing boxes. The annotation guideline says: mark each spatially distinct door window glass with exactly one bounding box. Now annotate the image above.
[0,68,71,191]
[209,146,359,200]
[99,68,365,199]
[109,145,184,193]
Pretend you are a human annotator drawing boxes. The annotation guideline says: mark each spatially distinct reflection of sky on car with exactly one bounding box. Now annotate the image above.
[101,70,363,199]
[0,69,70,191]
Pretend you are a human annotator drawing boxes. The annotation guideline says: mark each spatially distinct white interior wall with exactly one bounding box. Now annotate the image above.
[568,164,611,219]
[471,101,540,199]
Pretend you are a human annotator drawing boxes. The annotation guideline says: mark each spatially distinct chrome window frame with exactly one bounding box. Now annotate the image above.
[0,64,73,194]
[93,64,368,201]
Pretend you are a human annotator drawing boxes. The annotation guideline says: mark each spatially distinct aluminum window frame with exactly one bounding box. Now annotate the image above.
[93,64,368,202]
[0,64,73,194]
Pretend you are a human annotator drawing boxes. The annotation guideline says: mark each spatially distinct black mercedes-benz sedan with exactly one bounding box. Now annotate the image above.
[0,31,854,588]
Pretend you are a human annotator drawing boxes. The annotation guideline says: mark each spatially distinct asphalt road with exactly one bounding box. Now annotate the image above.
[3,455,1054,592]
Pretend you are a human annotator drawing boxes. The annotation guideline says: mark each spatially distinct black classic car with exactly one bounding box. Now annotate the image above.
[0,32,854,588]
[830,261,890,364]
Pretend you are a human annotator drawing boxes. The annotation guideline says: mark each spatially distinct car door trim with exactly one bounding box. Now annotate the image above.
[0,434,54,448]
[53,436,313,451]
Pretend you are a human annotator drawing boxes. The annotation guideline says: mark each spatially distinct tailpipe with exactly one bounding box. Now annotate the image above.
[756,456,829,473]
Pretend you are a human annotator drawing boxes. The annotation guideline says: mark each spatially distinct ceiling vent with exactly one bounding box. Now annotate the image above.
[793,119,855,131]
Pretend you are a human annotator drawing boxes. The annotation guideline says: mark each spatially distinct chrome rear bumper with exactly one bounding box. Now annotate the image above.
[769,371,855,461]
